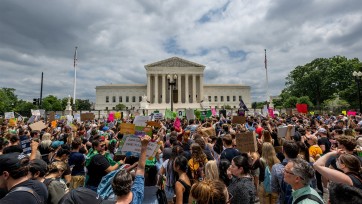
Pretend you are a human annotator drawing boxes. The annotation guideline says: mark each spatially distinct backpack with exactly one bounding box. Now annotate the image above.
[97,164,126,200]
[293,194,323,204]
[263,165,272,193]
[6,186,44,204]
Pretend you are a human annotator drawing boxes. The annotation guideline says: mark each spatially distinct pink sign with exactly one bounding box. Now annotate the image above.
[347,111,356,116]
[268,108,274,118]
[108,112,114,122]
[211,108,216,116]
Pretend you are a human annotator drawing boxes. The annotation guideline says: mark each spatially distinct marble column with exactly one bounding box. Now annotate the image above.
[185,74,189,103]
[147,74,151,102]
[162,74,166,103]
[178,74,181,103]
[200,75,204,102]
[192,74,196,103]
[154,74,159,104]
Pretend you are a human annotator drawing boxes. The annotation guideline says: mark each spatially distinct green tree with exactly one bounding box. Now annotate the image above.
[283,96,299,108]
[14,100,36,116]
[224,104,232,109]
[76,99,92,110]
[115,103,126,111]
[42,95,63,111]
[297,96,314,108]
[0,88,18,114]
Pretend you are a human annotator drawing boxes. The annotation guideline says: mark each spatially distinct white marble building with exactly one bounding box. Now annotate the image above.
[95,57,251,112]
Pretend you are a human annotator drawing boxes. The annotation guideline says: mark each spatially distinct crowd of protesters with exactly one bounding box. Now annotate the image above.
[1,112,362,204]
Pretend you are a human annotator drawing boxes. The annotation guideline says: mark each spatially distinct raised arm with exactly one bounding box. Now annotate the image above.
[136,135,151,176]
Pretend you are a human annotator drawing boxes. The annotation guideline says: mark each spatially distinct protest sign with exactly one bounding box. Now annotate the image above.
[135,126,152,137]
[74,114,80,122]
[66,115,73,125]
[186,109,195,120]
[296,104,308,113]
[80,113,95,121]
[29,121,47,131]
[5,112,15,119]
[153,113,163,120]
[108,112,114,122]
[146,121,161,128]
[48,112,55,122]
[133,116,150,127]
[114,112,122,119]
[232,116,246,124]
[219,110,226,118]
[120,123,136,134]
[347,111,357,116]
[20,135,31,154]
[200,127,216,137]
[342,110,347,116]
[177,109,185,118]
[9,118,17,127]
[235,132,257,153]
[118,135,160,158]
[211,108,216,116]
[31,109,41,116]
[277,126,296,138]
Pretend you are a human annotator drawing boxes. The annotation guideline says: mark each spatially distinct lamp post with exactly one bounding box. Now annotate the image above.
[167,74,177,111]
[353,71,362,113]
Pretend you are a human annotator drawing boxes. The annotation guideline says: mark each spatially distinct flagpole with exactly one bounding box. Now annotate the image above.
[265,49,270,107]
[73,46,78,107]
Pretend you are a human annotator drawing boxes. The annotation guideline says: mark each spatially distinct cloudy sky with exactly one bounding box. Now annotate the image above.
[1,0,362,103]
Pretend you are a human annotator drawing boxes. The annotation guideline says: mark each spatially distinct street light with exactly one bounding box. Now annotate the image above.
[352,71,362,112]
[167,74,177,111]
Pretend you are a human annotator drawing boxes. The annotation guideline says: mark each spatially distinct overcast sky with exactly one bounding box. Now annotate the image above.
[1,0,362,103]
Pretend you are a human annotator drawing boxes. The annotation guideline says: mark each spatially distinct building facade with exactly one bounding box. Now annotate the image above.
[95,57,251,112]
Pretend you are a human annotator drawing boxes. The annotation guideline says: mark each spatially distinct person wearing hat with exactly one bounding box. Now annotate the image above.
[317,128,331,154]
[283,158,323,203]
[28,159,48,182]
[0,152,48,204]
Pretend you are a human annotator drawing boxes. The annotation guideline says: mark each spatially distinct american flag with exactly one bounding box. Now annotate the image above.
[74,46,78,68]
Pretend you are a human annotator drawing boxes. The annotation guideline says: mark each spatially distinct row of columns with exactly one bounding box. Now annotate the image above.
[147,73,203,104]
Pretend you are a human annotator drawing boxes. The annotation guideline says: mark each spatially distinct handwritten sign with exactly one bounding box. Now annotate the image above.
[153,113,163,120]
[135,126,152,137]
[120,123,136,134]
[5,112,15,119]
[80,113,95,121]
[235,132,257,153]
[118,135,160,158]
[277,126,296,138]
[20,135,31,154]
[146,121,161,128]
[133,116,150,127]
[232,116,246,124]
[29,121,47,131]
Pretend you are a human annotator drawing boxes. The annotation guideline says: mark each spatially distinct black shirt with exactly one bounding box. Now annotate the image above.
[0,179,48,204]
[86,154,110,187]
[318,137,331,154]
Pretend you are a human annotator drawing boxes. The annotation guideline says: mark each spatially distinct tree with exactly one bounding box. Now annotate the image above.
[115,103,126,111]
[282,56,361,108]
[224,104,232,110]
[42,95,63,111]
[0,88,18,115]
[76,99,92,110]
[283,96,298,108]
[14,100,36,116]
[297,96,314,108]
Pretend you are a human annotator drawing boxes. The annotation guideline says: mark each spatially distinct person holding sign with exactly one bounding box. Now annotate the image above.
[112,135,151,204]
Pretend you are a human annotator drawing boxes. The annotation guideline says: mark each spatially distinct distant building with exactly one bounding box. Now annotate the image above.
[95,57,251,112]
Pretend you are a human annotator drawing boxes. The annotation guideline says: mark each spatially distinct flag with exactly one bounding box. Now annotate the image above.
[239,98,249,111]
[74,46,78,68]
[264,49,267,70]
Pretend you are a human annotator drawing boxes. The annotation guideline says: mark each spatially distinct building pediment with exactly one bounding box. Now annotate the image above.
[145,57,205,69]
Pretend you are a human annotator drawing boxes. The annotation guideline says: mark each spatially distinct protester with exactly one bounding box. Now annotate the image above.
[328,182,362,204]
[173,155,191,204]
[190,179,230,204]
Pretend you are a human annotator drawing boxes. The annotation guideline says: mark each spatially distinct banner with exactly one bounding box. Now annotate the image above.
[5,112,15,119]
[117,135,161,158]
[235,132,257,153]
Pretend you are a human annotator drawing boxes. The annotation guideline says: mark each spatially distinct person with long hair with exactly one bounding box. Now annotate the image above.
[228,153,256,204]
[259,142,280,204]
[188,143,208,182]
[173,155,191,204]
[158,145,184,202]
[314,150,362,188]
[219,159,232,186]
[190,179,231,204]
[204,160,219,180]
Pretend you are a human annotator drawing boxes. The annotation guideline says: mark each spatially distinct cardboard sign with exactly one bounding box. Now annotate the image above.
[133,116,150,127]
[5,112,15,119]
[29,121,47,131]
[118,135,160,158]
[20,135,31,154]
[232,116,246,124]
[146,121,162,128]
[235,132,257,153]
[80,113,95,121]
[48,112,55,122]
[200,127,216,137]
[277,126,296,138]
[120,123,136,134]
[31,109,41,116]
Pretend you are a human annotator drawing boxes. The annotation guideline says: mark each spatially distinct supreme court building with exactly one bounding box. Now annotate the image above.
[95,57,251,113]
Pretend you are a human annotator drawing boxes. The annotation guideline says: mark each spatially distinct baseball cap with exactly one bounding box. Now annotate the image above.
[51,140,64,148]
[0,152,29,174]
[29,159,48,175]
[318,128,327,134]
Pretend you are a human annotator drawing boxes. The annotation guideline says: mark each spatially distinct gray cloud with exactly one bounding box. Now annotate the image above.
[0,0,361,103]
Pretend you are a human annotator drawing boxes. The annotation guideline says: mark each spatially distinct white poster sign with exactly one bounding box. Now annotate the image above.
[119,135,160,158]
[133,116,150,127]
[5,112,15,119]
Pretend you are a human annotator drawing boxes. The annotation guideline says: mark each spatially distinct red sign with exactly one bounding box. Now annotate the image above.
[296,104,308,113]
